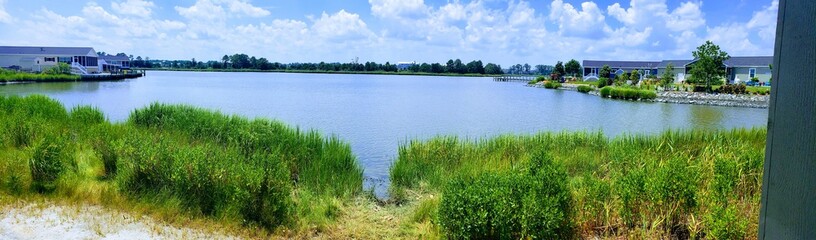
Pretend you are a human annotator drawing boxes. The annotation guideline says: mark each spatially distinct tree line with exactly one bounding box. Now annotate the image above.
[122,53,506,75]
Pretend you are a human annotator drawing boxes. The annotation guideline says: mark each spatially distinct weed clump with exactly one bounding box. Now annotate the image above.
[438,151,573,239]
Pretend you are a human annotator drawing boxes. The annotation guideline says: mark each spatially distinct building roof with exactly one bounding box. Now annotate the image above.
[724,56,773,67]
[100,55,130,61]
[582,60,661,69]
[658,60,693,68]
[0,46,97,56]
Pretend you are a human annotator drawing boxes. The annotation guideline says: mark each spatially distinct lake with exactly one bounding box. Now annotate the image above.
[0,71,769,194]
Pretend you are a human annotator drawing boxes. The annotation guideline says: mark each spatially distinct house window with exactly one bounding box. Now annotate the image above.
[749,68,756,78]
[44,57,55,62]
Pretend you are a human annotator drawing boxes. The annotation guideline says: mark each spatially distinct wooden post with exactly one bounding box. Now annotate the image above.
[759,1,816,239]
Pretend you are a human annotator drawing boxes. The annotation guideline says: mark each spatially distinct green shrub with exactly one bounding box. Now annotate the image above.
[544,81,561,89]
[601,87,656,100]
[705,204,747,240]
[116,133,294,228]
[30,135,69,192]
[597,77,609,88]
[577,85,593,93]
[646,157,698,225]
[438,151,572,239]
[600,86,613,97]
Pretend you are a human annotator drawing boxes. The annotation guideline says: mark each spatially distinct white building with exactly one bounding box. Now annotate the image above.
[0,46,100,74]
[99,55,131,73]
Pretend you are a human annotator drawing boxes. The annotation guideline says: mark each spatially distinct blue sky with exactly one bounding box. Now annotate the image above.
[0,0,778,66]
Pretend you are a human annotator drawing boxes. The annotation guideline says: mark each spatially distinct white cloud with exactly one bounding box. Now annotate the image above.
[607,0,668,28]
[111,0,155,17]
[369,0,429,19]
[549,0,606,37]
[666,1,705,32]
[746,0,778,42]
[0,0,12,23]
[224,0,270,17]
[311,10,375,41]
[175,0,226,21]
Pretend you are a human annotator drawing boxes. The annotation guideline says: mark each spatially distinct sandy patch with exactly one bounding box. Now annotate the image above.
[0,202,240,240]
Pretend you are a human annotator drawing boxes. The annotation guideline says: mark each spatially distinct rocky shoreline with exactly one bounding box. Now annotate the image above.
[527,83,769,108]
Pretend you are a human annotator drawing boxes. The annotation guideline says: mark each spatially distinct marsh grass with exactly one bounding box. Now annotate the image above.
[391,128,766,238]
[0,95,364,236]
[0,69,80,82]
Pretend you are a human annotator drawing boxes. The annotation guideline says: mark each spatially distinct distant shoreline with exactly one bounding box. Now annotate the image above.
[528,83,770,109]
[140,68,502,77]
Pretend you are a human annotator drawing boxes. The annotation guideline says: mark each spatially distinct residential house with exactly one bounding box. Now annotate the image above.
[99,55,131,73]
[657,56,773,84]
[582,60,660,81]
[0,46,100,74]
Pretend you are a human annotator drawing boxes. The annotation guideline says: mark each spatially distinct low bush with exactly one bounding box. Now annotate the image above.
[577,85,593,93]
[705,204,747,240]
[600,86,613,97]
[601,87,656,100]
[718,84,747,94]
[438,151,573,239]
[597,77,609,88]
[544,81,561,89]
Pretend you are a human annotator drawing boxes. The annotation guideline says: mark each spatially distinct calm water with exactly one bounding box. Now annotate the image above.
[0,71,769,193]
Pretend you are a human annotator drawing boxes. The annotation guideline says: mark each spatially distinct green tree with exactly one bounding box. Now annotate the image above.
[222,55,230,68]
[565,59,582,77]
[629,69,641,85]
[689,41,730,91]
[661,63,675,90]
[484,63,503,75]
[600,65,611,78]
[554,61,565,77]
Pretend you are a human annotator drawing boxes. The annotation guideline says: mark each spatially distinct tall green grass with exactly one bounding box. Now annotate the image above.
[0,95,363,231]
[128,103,363,197]
[0,69,80,82]
[391,129,766,238]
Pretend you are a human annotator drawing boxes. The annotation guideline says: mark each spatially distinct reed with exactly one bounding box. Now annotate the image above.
[0,95,364,232]
[391,128,766,238]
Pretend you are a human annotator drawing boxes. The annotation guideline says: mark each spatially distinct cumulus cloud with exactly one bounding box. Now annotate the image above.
[369,0,429,19]
[224,0,270,17]
[175,0,226,21]
[746,0,778,42]
[666,1,705,32]
[549,0,606,37]
[311,10,375,41]
[111,0,155,17]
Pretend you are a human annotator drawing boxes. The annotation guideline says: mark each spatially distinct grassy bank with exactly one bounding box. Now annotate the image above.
[391,130,766,238]
[0,95,363,236]
[0,71,80,82]
[143,68,499,77]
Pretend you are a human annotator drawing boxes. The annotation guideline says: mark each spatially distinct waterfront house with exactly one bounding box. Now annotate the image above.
[722,56,773,83]
[0,46,100,74]
[657,57,773,84]
[99,55,131,73]
[587,56,773,84]
[582,60,660,81]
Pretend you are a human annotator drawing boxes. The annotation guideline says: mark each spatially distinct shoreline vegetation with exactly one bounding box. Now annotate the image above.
[142,67,501,77]
[1,95,767,239]
[527,81,771,108]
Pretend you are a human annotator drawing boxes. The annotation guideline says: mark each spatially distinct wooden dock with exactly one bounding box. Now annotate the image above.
[493,75,538,82]
[80,70,145,81]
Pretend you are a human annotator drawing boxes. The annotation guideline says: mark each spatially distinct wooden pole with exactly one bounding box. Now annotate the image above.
[759,1,816,239]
